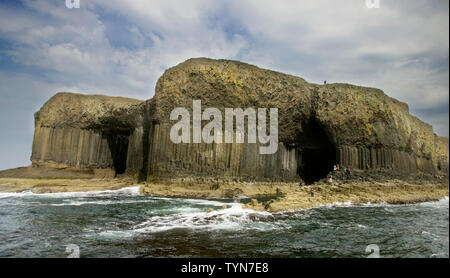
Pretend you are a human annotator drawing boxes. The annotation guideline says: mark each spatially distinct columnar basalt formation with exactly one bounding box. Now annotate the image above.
[31,58,449,182]
[31,93,144,173]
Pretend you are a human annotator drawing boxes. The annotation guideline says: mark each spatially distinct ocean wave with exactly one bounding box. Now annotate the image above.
[320,201,353,208]
[317,201,390,209]
[0,191,35,199]
[97,204,281,237]
[0,186,141,199]
[157,206,205,214]
[418,196,449,208]
[148,196,235,207]
[47,198,155,206]
[317,196,449,210]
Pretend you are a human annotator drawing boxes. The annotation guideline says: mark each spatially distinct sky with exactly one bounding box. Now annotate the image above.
[0,0,448,170]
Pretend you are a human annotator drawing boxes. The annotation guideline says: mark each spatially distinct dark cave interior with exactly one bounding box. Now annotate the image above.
[104,129,131,175]
[296,117,337,184]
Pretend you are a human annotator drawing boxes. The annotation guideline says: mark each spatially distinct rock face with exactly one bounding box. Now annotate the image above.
[32,93,143,174]
[31,58,449,182]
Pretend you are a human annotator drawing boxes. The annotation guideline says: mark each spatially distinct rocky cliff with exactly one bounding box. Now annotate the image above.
[30,58,449,182]
[31,93,144,174]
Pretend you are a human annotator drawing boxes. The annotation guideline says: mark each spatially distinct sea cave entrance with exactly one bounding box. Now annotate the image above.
[104,129,130,175]
[296,117,337,184]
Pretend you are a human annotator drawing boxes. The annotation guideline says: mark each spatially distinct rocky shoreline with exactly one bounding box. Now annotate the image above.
[0,177,136,194]
[0,177,447,212]
[139,178,449,212]
[243,180,449,212]
[1,166,448,212]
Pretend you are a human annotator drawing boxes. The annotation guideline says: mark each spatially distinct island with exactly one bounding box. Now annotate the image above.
[1,58,448,211]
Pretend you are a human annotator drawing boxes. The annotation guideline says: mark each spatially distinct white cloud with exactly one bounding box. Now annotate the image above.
[0,0,448,170]
[222,0,448,134]
[1,0,249,100]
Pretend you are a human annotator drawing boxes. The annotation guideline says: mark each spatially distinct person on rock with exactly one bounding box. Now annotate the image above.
[327,172,333,185]
[346,168,352,179]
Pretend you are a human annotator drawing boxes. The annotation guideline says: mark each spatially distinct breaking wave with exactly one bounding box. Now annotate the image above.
[96,204,283,238]
[0,186,141,199]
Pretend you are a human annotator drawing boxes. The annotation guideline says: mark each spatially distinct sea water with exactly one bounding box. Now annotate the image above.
[0,187,448,258]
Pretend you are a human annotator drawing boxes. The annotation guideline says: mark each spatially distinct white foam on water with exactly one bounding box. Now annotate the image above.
[320,201,353,208]
[180,198,233,206]
[317,198,449,210]
[97,204,280,237]
[149,196,230,207]
[383,207,394,213]
[0,190,35,199]
[47,198,155,207]
[157,206,204,214]
[360,202,389,207]
[421,231,440,241]
[93,230,137,239]
[0,186,141,199]
[418,196,449,208]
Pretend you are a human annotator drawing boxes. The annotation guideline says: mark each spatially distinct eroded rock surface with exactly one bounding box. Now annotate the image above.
[29,58,449,182]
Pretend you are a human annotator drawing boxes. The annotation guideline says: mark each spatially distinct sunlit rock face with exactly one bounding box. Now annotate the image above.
[31,58,449,182]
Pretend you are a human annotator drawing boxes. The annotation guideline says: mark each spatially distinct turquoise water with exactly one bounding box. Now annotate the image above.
[0,186,448,258]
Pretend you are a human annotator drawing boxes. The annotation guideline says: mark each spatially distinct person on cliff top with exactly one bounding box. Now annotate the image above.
[310,188,315,197]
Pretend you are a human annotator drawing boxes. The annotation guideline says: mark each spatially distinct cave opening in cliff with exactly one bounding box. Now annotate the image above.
[104,130,130,175]
[296,118,337,184]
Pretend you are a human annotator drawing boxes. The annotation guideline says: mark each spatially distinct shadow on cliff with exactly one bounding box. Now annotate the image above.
[103,130,130,175]
[296,117,336,184]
